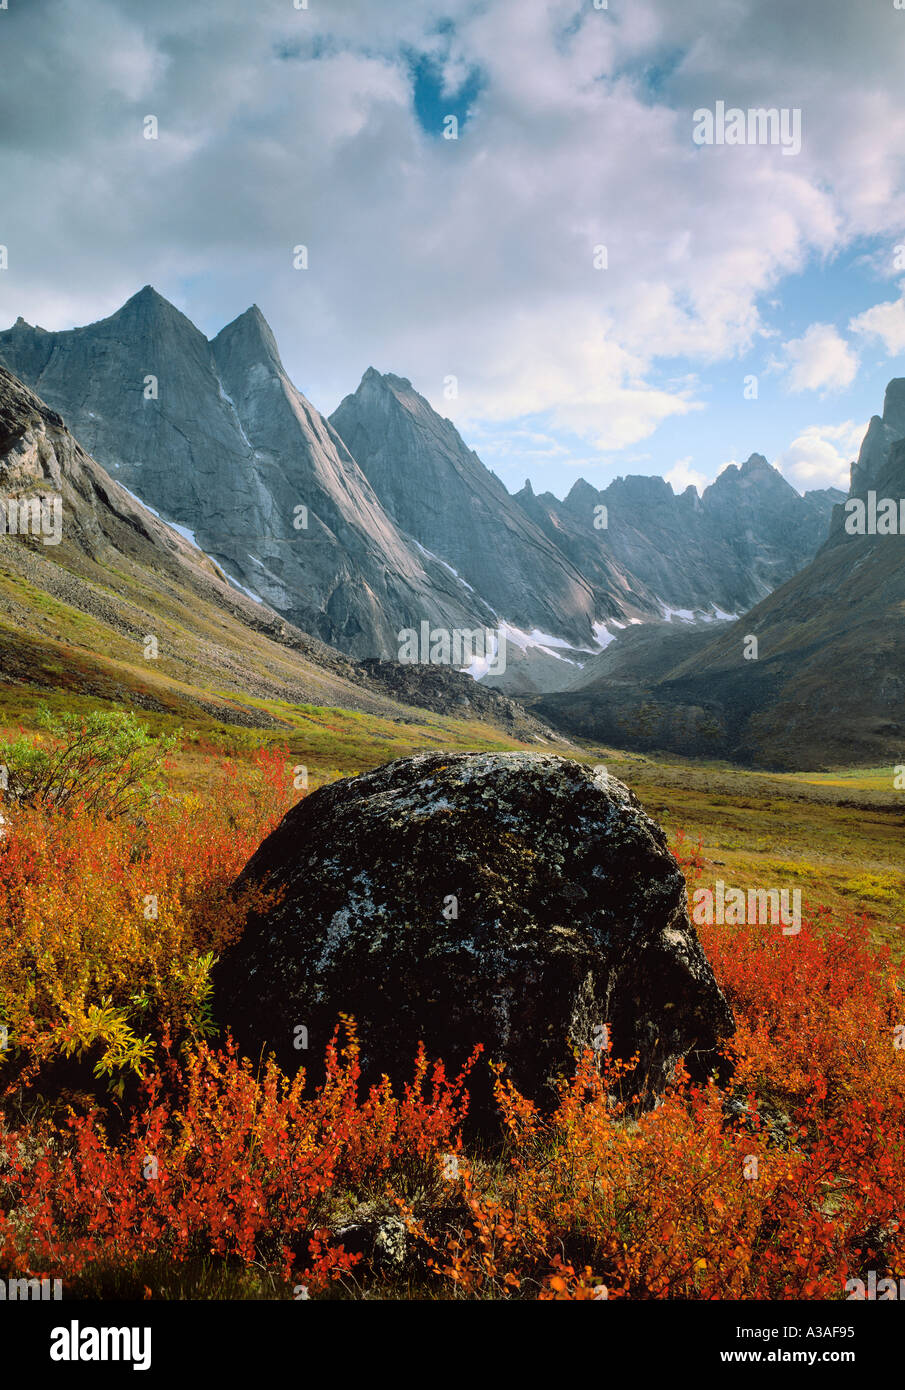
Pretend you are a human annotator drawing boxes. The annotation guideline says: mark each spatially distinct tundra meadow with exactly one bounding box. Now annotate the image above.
[0,706,901,1307]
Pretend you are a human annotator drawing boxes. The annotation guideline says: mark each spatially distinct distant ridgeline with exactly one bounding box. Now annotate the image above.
[533,379,905,769]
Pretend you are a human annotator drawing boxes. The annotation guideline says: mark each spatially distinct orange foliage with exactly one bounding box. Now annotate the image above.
[0,748,293,1086]
[429,840,905,1300]
[0,764,902,1300]
[0,1028,475,1296]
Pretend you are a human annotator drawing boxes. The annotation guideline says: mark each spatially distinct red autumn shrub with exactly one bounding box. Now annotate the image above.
[0,1027,476,1295]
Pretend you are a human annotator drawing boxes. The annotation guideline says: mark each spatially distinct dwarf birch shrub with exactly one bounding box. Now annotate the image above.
[0,707,179,819]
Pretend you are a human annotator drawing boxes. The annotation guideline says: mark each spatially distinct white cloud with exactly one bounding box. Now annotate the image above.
[775,420,865,490]
[1,0,905,464]
[780,323,859,394]
[849,292,905,355]
[664,456,709,494]
[433,309,700,449]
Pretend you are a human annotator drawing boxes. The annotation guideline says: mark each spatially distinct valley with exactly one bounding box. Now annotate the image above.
[0,288,901,1310]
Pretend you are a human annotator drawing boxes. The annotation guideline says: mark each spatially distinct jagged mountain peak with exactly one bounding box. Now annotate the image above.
[357,366,413,391]
[212,303,283,372]
[330,369,600,646]
[114,284,183,317]
[712,453,772,482]
[705,453,796,503]
[881,377,905,431]
[563,477,601,509]
[849,376,905,495]
[607,473,676,503]
[100,285,210,351]
[345,369,440,433]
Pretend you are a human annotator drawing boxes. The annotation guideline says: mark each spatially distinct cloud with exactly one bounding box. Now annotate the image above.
[0,0,904,468]
[774,420,865,490]
[780,324,859,394]
[664,456,710,494]
[849,291,905,355]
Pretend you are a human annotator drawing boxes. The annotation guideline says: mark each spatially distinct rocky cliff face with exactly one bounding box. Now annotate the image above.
[0,361,392,721]
[521,456,843,619]
[329,369,601,646]
[0,358,225,584]
[0,361,558,737]
[0,290,494,658]
[850,378,905,496]
[826,377,905,546]
[512,477,662,624]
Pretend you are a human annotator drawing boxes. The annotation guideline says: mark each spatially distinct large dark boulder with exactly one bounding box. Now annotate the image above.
[214,753,733,1117]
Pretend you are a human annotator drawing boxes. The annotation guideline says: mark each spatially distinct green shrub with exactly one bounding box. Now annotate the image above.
[0,706,180,818]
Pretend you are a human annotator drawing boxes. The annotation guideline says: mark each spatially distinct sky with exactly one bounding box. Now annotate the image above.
[2,0,905,500]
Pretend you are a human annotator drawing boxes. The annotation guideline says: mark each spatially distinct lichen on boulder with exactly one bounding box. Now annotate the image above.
[214,752,733,1119]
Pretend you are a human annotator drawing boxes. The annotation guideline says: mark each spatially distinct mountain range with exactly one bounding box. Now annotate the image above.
[3,285,896,770]
[515,456,842,619]
[535,380,905,768]
[0,360,554,744]
[0,288,841,697]
[0,290,495,662]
